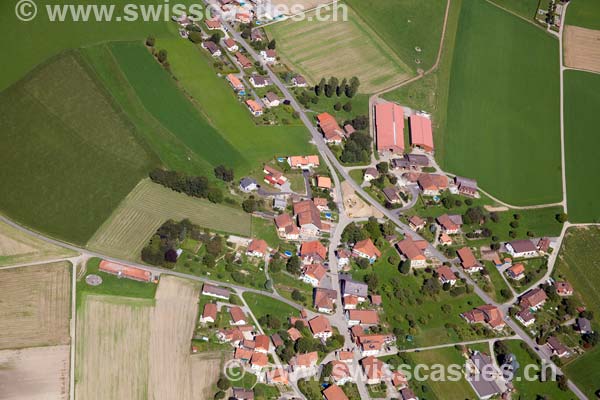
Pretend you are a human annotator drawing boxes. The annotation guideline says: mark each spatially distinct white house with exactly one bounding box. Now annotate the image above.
[506,240,538,258]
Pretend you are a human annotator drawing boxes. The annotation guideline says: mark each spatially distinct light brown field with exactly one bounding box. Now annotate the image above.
[75,295,153,400]
[147,276,201,400]
[341,181,383,218]
[0,345,70,400]
[565,25,600,73]
[0,262,71,349]
[87,179,252,261]
[267,8,412,93]
[190,353,223,399]
[0,220,76,266]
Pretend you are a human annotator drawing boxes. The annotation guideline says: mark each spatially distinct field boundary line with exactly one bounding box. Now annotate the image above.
[70,260,76,400]
[484,0,552,34]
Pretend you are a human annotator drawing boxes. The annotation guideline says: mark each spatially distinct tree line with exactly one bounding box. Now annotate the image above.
[315,76,360,98]
[149,168,224,203]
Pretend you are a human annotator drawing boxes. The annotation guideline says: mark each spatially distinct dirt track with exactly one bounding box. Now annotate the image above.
[564,25,600,73]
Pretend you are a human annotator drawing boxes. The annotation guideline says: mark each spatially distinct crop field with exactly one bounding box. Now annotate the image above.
[0,53,156,244]
[147,276,200,400]
[0,262,71,349]
[190,353,223,399]
[487,0,541,20]
[266,8,412,93]
[441,0,561,205]
[564,70,600,222]
[0,220,76,266]
[0,345,70,400]
[564,26,600,73]
[161,39,314,171]
[87,179,252,260]
[75,295,153,400]
[345,0,448,73]
[565,0,600,29]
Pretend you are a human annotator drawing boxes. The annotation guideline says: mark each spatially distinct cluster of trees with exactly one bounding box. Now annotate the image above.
[274,323,344,364]
[258,314,282,330]
[341,217,396,246]
[241,196,265,213]
[146,36,169,67]
[149,168,224,203]
[340,131,372,164]
[314,76,360,98]
[213,164,234,182]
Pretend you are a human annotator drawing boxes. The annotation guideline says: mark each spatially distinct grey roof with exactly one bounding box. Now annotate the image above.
[400,388,417,400]
[469,353,503,398]
[251,74,269,85]
[240,177,257,188]
[264,91,279,102]
[382,187,400,201]
[202,283,230,298]
[203,41,219,53]
[508,239,537,253]
[577,318,592,332]
[273,197,287,209]
[232,388,254,400]
[341,278,368,298]
[448,214,463,226]
[455,176,478,189]
[405,153,430,166]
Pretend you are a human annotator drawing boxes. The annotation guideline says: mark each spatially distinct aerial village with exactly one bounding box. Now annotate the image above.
[73,2,595,400]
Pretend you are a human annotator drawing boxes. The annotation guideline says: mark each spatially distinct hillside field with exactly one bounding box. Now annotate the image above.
[344,0,448,73]
[266,7,412,93]
[87,179,252,260]
[0,53,157,244]
[563,70,600,222]
[441,0,561,205]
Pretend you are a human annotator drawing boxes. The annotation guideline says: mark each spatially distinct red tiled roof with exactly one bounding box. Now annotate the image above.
[301,240,327,261]
[317,112,344,141]
[396,237,426,260]
[309,315,331,335]
[436,265,456,282]
[248,239,268,254]
[375,102,404,153]
[347,310,379,325]
[323,385,349,400]
[230,306,247,323]
[202,303,217,320]
[292,351,318,367]
[457,247,478,269]
[99,260,152,282]
[353,238,381,259]
[287,327,302,341]
[275,213,294,229]
[254,334,270,351]
[250,352,268,367]
[410,114,434,151]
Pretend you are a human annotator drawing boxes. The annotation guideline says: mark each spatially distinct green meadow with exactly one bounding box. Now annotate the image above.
[565,0,600,29]
[563,70,600,223]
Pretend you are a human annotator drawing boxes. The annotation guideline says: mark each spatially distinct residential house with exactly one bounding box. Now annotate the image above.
[260,49,277,63]
[300,240,327,264]
[436,214,461,234]
[391,153,430,170]
[375,102,404,154]
[457,247,482,273]
[288,155,320,170]
[346,310,379,327]
[230,307,248,326]
[408,215,426,231]
[308,315,332,339]
[235,52,253,69]
[409,114,434,152]
[262,92,280,108]
[200,303,217,324]
[520,288,548,310]
[292,75,307,87]
[323,385,349,400]
[274,213,300,240]
[294,200,324,237]
[234,347,253,362]
[313,197,329,212]
[202,283,230,300]
[556,281,574,296]
[439,233,453,246]
[249,74,270,88]
[396,237,428,268]
[392,371,408,389]
[340,277,369,302]
[232,388,254,400]
[250,352,268,371]
[271,334,284,348]
[352,238,381,264]
[227,74,245,92]
[516,308,535,327]
[547,336,570,358]
[317,112,344,144]
[253,335,270,353]
[343,295,359,310]
[436,265,457,286]
[301,263,327,287]
[576,317,593,334]
[466,352,504,399]
[337,249,351,269]
[536,237,551,254]
[338,350,354,363]
[239,177,258,193]
[314,287,337,313]
[455,176,479,198]
[506,240,538,258]
[287,327,302,342]
[317,176,333,190]
[205,18,222,30]
[250,29,264,42]
[400,388,419,400]
[364,167,379,182]
[247,239,268,258]
[506,263,525,280]
[417,174,448,196]
[235,12,252,23]
[245,100,263,117]
[266,368,288,385]
[383,187,402,204]
[361,356,386,384]
[273,196,287,210]
[330,361,353,385]
[290,352,319,370]
[224,37,238,51]
[201,41,221,57]
[462,304,505,330]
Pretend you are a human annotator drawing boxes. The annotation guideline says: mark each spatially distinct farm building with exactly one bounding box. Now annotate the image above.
[316,112,344,144]
[98,260,154,282]
[288,155,320,169]
[409,114,434,152]
[375,102,404,154]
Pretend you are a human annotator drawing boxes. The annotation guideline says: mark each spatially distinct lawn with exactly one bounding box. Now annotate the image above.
[0,52,156,244]
[297,89,370,123]
[242,292,300,334]
[266,7,412,93]
[109,42,248,173]
[565,0,600,29]
[87,179,252,261]
[563,70,600,222]
[251,216,282,248]
[161,38,315,176]
[270,270,314,309]
[344,0,448,73]
[0,0,181,90]
[442,0,561,205]
[552,226,600,398]
[499,340,575,399]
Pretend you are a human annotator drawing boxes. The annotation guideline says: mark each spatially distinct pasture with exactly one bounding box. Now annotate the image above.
[553,226,600,397]
[0,345,70,400]
[243,292,300,333]
[75,295,153,400]
[487,0,540,20]
[565,0,600,29]
[87,179,252,261]
[148,276,200,400]
[0,53,156,244]
[441,0,562,205]
[564,26,600,73]
[161,38,314,171]
[345,0,448,73]
[266,7,411,93]
[564,70,600,222]
[0,220,76,266]
[0,262,71,349]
